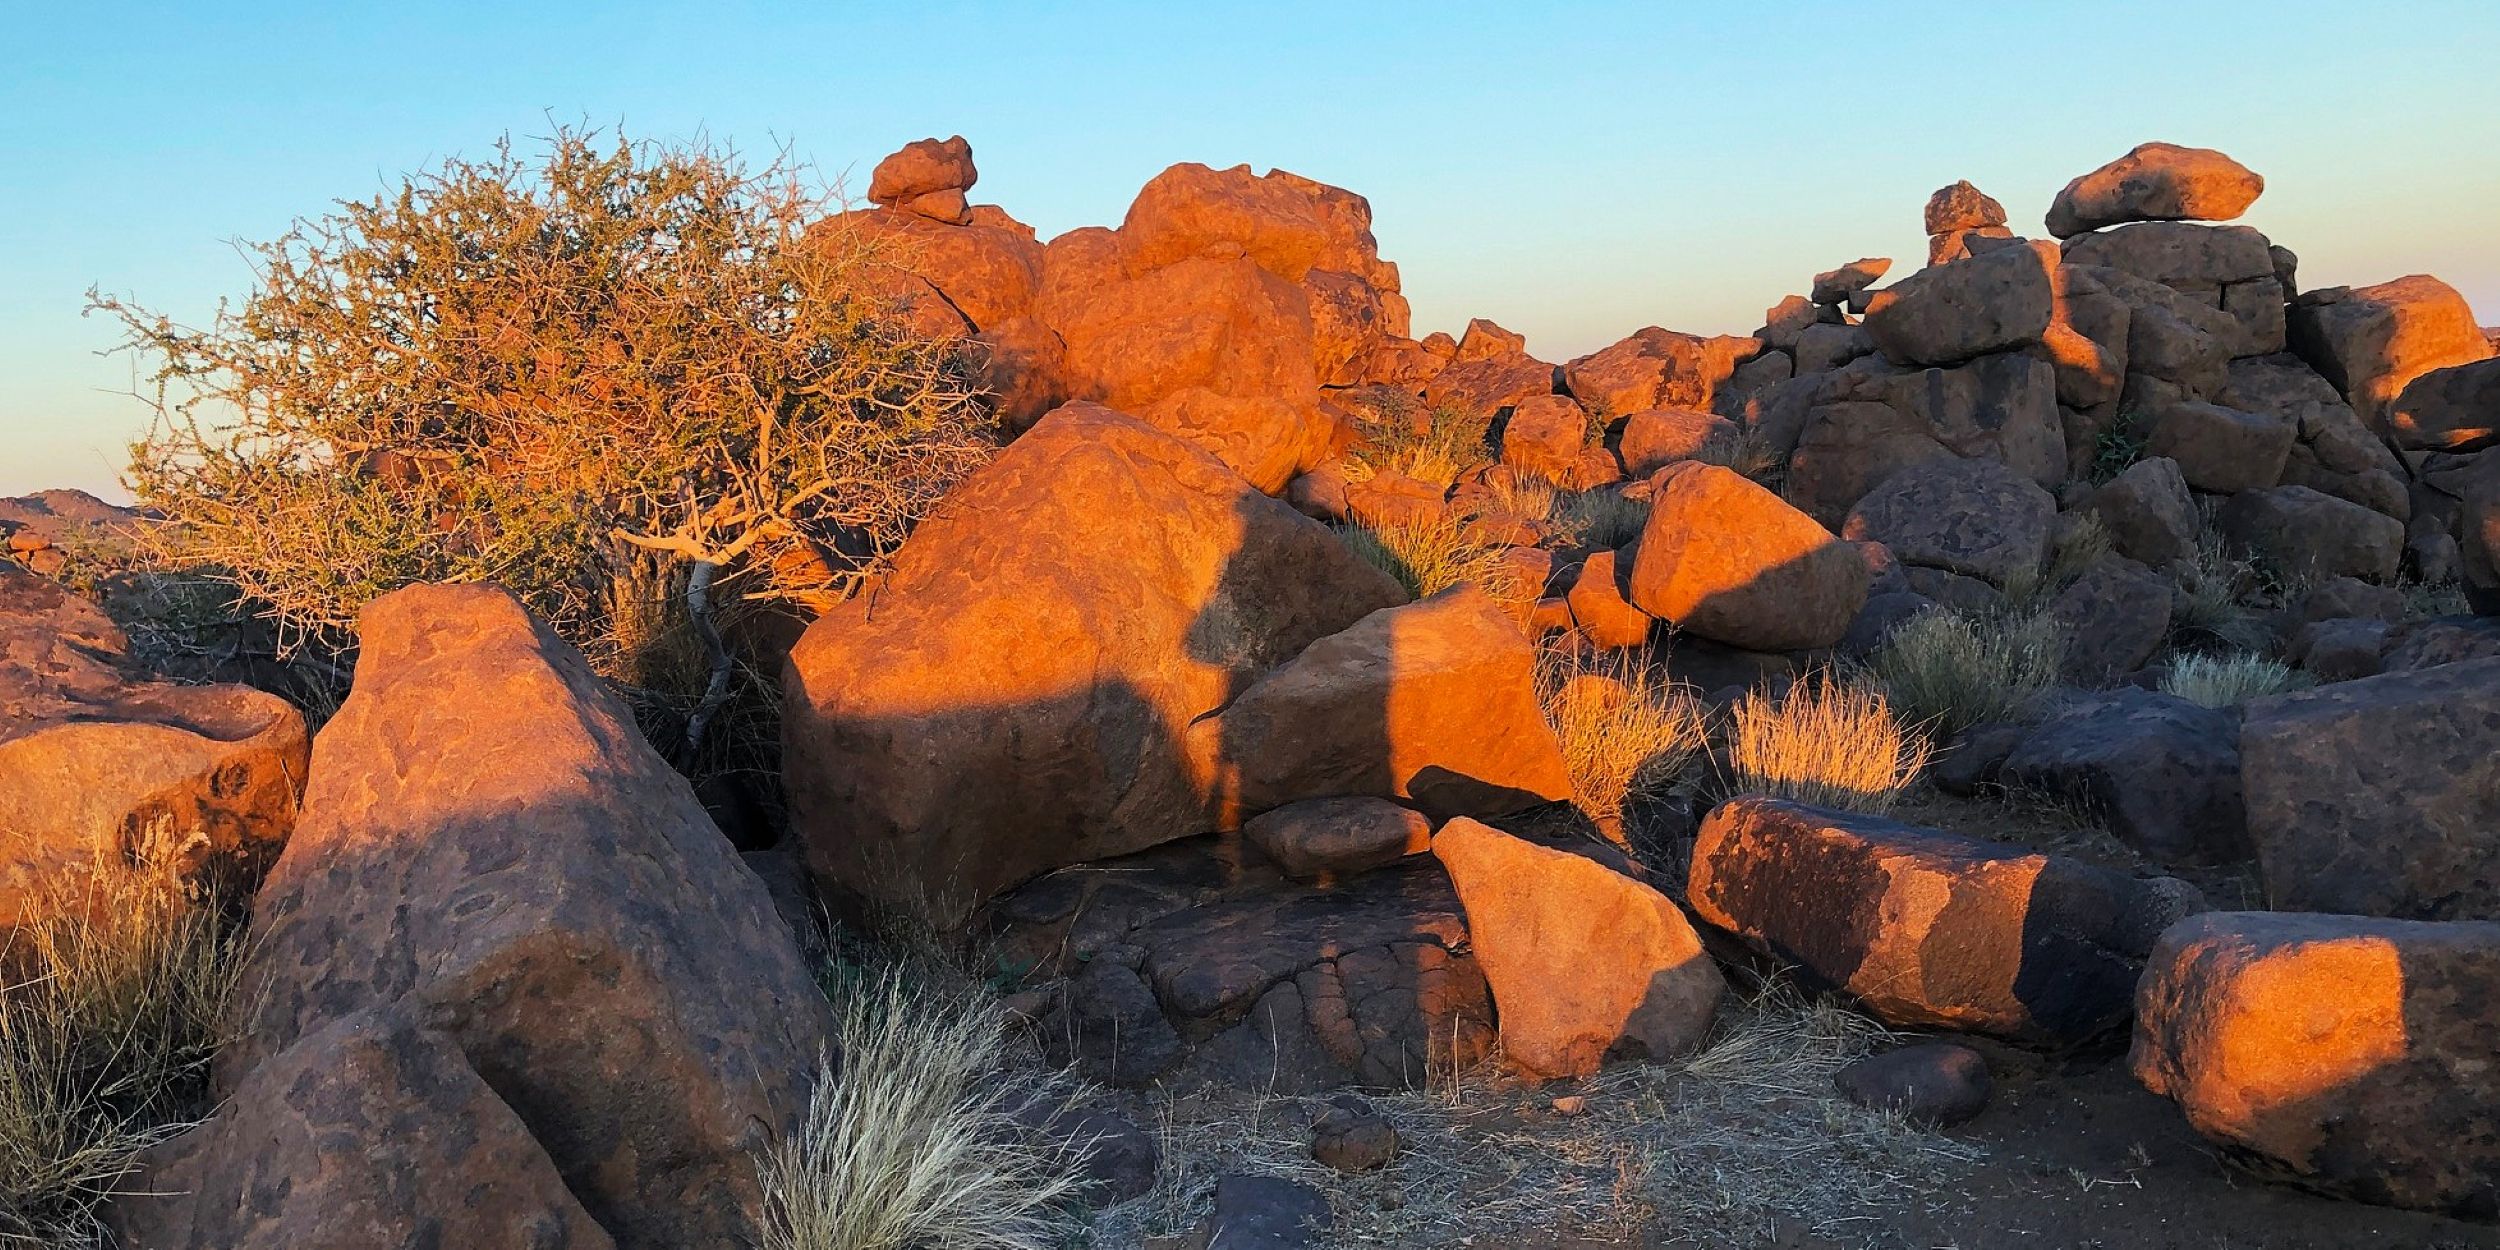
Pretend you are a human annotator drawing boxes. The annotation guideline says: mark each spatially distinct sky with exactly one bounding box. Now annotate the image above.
[5,1,2497,500]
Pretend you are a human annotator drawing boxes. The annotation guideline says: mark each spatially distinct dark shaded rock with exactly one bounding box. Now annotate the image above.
[1835,1042,1993,1127]
[2379,615,2500,671]
[1194,1174,1333,1250]
[2390,357,2500,453]
[1863,241,2055,367]
[1841,455,2054,588]
[1243,796,1432,882]
[2134,911,2500,1218]
[1310,1093,1398,1173]
[1932,722,2029,796]
[2001,688,2244,863]
[2038,557,2174,686]
[2241,658,2500,920]
[1688,797,2190,1045]
[2086,457,2200,570]
[2288,617,2389,682]
[2218,485,2404,583]
[108,1009,617,1250]
[1839,590,1937,661]
[2147,401,2293,494]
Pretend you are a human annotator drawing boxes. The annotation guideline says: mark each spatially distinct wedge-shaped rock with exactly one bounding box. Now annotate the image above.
[786,403,1402,922]
[227,584,834,1248]
[0,568,306,927]
[2133,911,2500,1218]
[1191,586,1572,825]
[2046,142,2264,238]
[2242,658,2500,921]
[1435,817,1723,1077]
[1630,463,1866,651]
[110,1010,616,1250]
[1561,326,1759,417]
[1689,797,2196,1045]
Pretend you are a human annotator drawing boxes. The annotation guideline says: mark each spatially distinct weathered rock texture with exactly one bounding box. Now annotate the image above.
[1629,463,1867,651]
[2046,142,2264,238]
[2134,911,2500,1219]
[2240,659,2500,921]
[1689,797,2194,1045]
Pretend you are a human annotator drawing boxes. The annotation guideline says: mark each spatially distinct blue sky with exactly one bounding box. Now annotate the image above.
[6,1,2496,498]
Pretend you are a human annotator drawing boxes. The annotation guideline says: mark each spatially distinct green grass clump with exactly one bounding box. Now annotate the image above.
[2161,652,2311,708]
[1869,607,2064,736]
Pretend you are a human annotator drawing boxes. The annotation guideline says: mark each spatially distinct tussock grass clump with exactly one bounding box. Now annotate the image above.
[1536,647,1708,843]
[0,830,244,1247]
[755,968,1094,1250]
[2161,651,2310,708]
[1548,489,1649,551]
[1871,606,2065,736]
[1337,516,1523,603]
[1725,677,1931,814]
[1349,401,1494,490]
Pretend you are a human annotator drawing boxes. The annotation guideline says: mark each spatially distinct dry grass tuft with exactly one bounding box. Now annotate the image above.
[1337,516,1524,604]
[2160,651,2310,708]
[1724,677,1931,814]
[1870,606,2065,736]
[0,827,244,1248]
[1094,979,1981,1246]
[755,967,1095,1250]
[1537,646,1709,843]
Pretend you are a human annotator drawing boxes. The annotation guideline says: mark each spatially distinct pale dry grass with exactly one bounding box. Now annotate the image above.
[1870,607,2065,736]
[2160,651,2310,708]
[1537,646,1708,843]
[1094,980,1982,1247]
[0,826,245,1248]
[1724,678,1931,814]
[754,967,1095,1250]
[1337,516,1525,604]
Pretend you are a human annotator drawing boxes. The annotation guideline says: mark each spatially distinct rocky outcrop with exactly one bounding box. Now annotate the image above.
[1562,327,1759,417]
[126,583,834,1250]
[1433,817,1724,1078]
[2133,911,2500,1218]
[1863,241,2055,367]
[0,568,307,928]
[868,134,978,222]
[1840,455,2054,589]
[1689,798,2198,1045]
[1628,462,1867,651]
[784,402,1404,924]
[2240,658,2500,921]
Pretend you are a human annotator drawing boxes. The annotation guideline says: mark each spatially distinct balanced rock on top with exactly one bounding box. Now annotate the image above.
[869,134,978,223]
[2045,142,2265,239]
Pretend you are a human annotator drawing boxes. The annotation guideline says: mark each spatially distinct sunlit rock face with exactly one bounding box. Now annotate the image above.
[2132,910,2500,1219]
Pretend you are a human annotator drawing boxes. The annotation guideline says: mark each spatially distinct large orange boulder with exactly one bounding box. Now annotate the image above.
[1690,798,2198,1045]
[784,403,1405,924]
[2132,911,2500,1217]
[1433,818,1723,1078]
[1627,463,1867,651]
[2045,142,2264,238]
[179,583,832,1249]
[2290,274,2494,431]
[0,568,306,928]
[1188,586,1573,826]
[1561,327,1759,418]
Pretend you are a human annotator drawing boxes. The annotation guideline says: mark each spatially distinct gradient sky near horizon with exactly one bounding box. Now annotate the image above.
[6,1,2497,499]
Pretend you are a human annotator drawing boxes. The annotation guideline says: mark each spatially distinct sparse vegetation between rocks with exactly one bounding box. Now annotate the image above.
[2161,651,2310,708]
[1872,606,2066,735]
[1537,645,1709,842]
[1724,677,1932,814]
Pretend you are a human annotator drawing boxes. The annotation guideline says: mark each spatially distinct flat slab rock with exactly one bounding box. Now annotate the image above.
[994,835,1493,1093]
[2133,910,2500,1218]
[1688,797,2200,1045]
